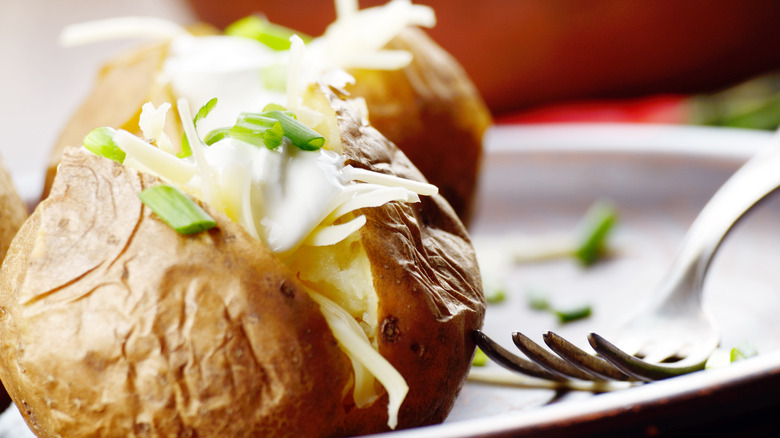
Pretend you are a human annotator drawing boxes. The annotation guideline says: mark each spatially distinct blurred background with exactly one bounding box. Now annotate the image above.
[3,0,780,198]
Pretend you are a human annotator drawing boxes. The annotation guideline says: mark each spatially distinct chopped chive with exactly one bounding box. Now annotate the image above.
[553,305,592,324]
[526,289,551,311]
[179,98,219,158]
[260,64,288,92]
[730,343,758,362]
[83,127,125,163]
[264,110,325,150]
[225,15,311,50]
[204,128,230,146]
[237,113,281,128]
[230,119,284,150]
[178,136,193,159]
[485,288,507,304]
[194,98,218,124]
[574,200,618,266]
[201,105,324,151]
[262,103,293,114]
[472,347,488,367]
[138,185,216,235]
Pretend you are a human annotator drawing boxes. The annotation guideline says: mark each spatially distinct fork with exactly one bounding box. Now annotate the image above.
[476,128,780,383]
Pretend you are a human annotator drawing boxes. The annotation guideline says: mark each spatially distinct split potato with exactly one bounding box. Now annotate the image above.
[0,85,485,436]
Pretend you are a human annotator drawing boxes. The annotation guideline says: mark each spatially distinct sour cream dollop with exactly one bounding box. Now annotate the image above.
[202,137,347,254]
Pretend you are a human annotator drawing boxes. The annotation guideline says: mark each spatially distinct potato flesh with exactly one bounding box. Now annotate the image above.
[288,233,378,342]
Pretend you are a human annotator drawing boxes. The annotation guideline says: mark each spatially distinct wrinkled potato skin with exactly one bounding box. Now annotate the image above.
[329,87,485,433]
[346,27,492,224]
[1,151,353,437]
[0,87,484,436]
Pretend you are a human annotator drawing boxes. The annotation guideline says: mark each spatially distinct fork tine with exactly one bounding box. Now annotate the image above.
[588,333,708,381]
[473,330,565,381]
[511,332,602,381]
[543,331,634,381]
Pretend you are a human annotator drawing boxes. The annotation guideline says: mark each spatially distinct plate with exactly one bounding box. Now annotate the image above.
[2,123,780,436]
[370,123,780,437]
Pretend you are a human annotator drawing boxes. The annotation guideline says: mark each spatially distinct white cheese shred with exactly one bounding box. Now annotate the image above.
[240,168,261,240]
[287,35,306,112]
[326,186,416,224]
[304,215,367,247]
[336,0,359,20]
[113,130,196,186]
[59,16,187,47]
[177,99,217,206]
[319,0,436,71]
[306,290,408,430]
[342,166,438,196]
[138,102,175,154]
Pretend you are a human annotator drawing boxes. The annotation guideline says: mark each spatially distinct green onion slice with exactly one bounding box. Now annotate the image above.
[264,110,326,150]
[730,343,758,362]
[203,128,230,146]
[179,97,218,158]
[554,305,592,324]
[204,106,325,151]
[138,185,216,235]
[262,103,292,114]
[194,97,218,124]
[230,117,284,150]
[485,288,507,304]
[83,127,125,163]
[526,289,551,311]
[225,15,311,51]
[574,200,618,266]
[471,348,489,367]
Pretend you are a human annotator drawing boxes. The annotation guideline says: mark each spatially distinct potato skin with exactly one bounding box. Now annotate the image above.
[346,27,492,224]
[329,87,485,433]
[4,86,484,436]
[1,150,353,437]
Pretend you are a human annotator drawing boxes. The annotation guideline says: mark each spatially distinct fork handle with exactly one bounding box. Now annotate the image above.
[657,129,780,309]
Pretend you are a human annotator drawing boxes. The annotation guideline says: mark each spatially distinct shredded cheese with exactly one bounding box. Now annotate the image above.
[138,102,174,154]
[113,130,196,186]
[306,290,408,429]
[177,99,217,207]
[287,35,306,112]
[343,165,438,196]
[304,215,367,247]
[325,186,415,224]
[59,16,187,47]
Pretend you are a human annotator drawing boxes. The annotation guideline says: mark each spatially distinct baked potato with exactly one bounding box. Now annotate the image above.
[0,53,485,437]
[43,1,491,223]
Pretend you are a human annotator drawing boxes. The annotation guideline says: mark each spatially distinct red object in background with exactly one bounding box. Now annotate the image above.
[187,0,780,117]
[496,95,690,125]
